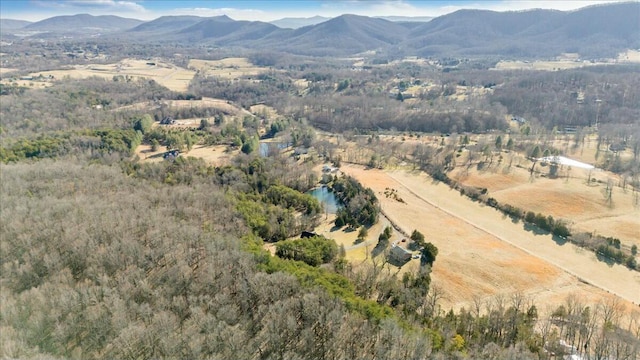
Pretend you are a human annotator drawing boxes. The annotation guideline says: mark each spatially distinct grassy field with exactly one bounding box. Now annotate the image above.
[188,57,269,79]
[1,58,196,92]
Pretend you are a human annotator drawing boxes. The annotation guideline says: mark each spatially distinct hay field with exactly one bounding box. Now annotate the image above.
[0,67,19,76]
[494,50,640,71]
[115,97,252,117]
[617,49,640,62]
[494,60,591,71]
[4,59,196,92]
[451,156,640,247]
[188,57,268,79]
[135,144,237,165]
[341,164,639,311]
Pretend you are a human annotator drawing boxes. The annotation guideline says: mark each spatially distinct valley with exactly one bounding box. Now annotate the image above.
[1,2,639,359]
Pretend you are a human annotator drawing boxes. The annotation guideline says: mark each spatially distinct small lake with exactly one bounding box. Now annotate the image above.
[259,142,289,157]
[307,185,341,214]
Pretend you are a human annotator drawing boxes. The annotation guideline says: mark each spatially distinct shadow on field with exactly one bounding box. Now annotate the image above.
[501,213,521,224]
[523,223,568,246]
[371,242,386,258]
[596,253,617,267]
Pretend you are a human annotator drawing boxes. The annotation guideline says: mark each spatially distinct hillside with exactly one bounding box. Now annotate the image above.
[403,3,640,58]
[176,16,282,44]
[0,19,31,31]
[269,14,411,56]
[128,15,205,33]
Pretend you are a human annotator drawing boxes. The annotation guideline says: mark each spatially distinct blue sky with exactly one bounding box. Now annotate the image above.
[0,0,631,22]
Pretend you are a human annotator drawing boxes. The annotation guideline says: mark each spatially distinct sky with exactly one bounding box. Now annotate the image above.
[0,0,633,22]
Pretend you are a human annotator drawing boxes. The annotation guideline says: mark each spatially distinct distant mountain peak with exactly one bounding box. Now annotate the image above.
[213,15,234,22]
[270,15,331,29]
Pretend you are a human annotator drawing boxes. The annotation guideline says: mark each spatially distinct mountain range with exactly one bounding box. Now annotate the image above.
[13,14,142,34]
[1,2,638,59]
[270,15,434,29]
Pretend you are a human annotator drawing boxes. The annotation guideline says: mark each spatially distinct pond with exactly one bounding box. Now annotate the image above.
[307,185,341,214]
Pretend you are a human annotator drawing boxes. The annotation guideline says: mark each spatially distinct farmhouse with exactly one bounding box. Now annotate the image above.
[160,116,176,125]
[389,245,413,264]
[511,116,527,124]
[163,150,180,160]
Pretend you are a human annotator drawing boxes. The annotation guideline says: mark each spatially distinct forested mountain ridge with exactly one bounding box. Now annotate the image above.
[402,2,640,58]
[2,2,638,58]
[21,13,143,33]
[269,15,331,29]
[0,19,31,31]
[128,15,205,33]
[269,15,412,57]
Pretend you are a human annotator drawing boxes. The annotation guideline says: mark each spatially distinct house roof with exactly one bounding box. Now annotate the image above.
[390,245,412,257]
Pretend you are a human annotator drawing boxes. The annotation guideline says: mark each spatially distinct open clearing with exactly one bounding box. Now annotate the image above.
[135,144,236,165]
[188,58,269,79]
[450,156,640,248]
[114,97,253,118]
[1,58,196,92]
[0,67,19,76]
[493,51,640,71]
[341,164,639,311]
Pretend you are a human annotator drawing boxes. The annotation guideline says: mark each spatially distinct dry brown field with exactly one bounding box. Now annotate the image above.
[0,58,196,92]
[341,164,639,312]
[135,144,236,165]
[188,58,268,79]
[536,133,634,166]
[494,60,592,71]
[0,67,19,76]
[115,97,253,118]
[450,153,640,248]
[617,49,640,62]
[494,50,640,71]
